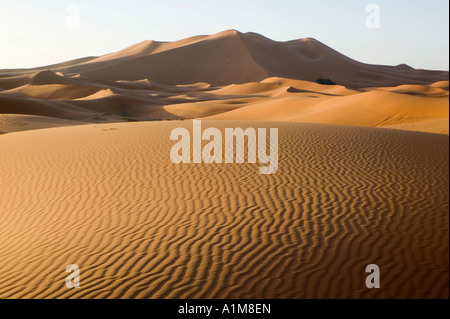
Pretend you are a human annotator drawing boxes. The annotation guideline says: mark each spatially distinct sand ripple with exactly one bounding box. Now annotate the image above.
[0,121,448,298]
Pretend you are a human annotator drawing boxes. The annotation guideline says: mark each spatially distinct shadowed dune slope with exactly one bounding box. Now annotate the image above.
[0,121,448,299]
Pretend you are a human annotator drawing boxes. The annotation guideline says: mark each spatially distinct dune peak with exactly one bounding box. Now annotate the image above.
[29,70,71,86]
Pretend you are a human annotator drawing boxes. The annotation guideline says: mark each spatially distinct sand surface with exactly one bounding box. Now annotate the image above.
[0,120,448,299]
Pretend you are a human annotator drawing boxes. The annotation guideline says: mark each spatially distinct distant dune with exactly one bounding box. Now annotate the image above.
[0,121,448,298]
[0,30,448,134]
[1,30,447,87]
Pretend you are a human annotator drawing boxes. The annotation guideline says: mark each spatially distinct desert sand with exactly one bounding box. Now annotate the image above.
[0,121,448,299]
[0,30,448,299]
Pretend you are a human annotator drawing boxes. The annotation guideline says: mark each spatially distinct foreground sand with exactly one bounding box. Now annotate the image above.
[0,120,448,299]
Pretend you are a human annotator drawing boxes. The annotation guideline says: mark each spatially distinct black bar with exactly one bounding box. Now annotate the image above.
[1,299,448,317]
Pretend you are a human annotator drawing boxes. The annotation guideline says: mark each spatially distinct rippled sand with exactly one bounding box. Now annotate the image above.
[0,121,447,298]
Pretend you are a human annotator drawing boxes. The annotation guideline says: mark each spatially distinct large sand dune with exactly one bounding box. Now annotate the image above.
[2,30,447,88]
[0,121,448,299]
[0,31,448,134]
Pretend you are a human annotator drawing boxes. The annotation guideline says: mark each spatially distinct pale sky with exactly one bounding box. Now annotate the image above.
[1,0,449,70]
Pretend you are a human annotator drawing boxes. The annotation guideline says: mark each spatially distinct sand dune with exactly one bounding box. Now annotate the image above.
[0,114,87,133]
[5,84,103,100]
[1,72,447,134]
[0,121,447,299]
[206,89,449,132]
[373,83,449,97]
[0,94,98,120]
[0,31,448,134]
[1,30,447,87]
[386,118,449,134]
